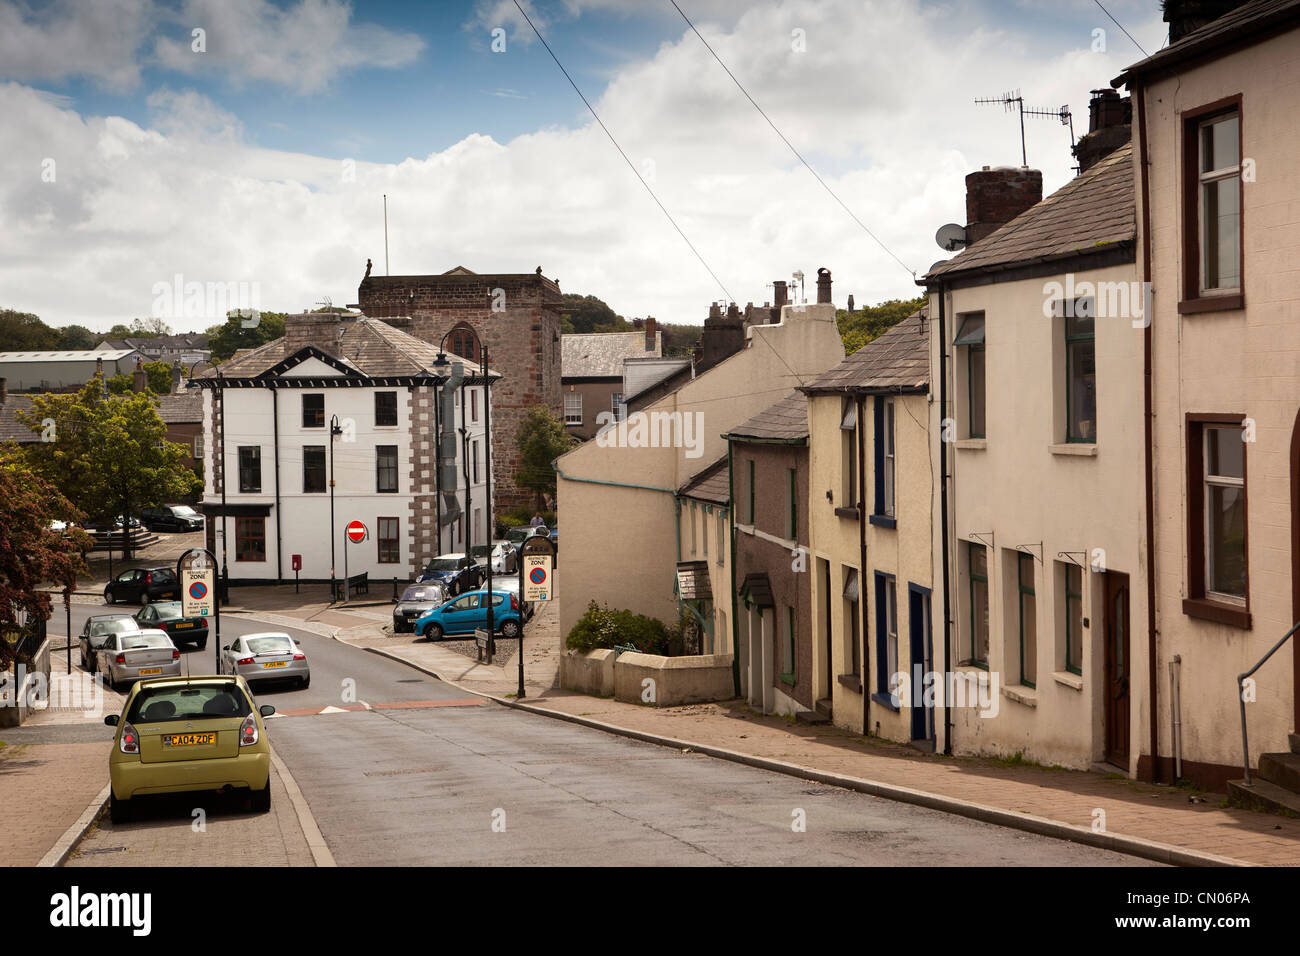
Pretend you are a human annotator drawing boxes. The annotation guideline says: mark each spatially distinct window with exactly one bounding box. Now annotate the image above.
[782,606,796,685]
[967,543,989,667]
[378,517,400,564]
[375,391,398,427]
[1186,416,1249,626]
[302,394,324,428]
[843,568,860,685]
[193,434,204,459]
[1017,552,1037,688]
[303,446,326,494]
[470,390,478,423]
[472,440,479,485]
[1199,112,1242,293]
[702,508,708,558]
[376,445,398,494]
[1064,563,1083,675]
[564,392,582,425]
[450,327,478,361]
[875,574,898,704]
[954,313,985,439]
[716,513,725,567]
[787,467,797,540]
[1065,310,1096,442]
[840,398,858,510]
[873,398,895,522]
[611,393,624,422]
[748,459,756,525]
[235,517,265,562]
[237,446,261,493]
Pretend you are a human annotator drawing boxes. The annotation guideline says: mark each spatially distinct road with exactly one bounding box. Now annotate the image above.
[31,602,1155,866]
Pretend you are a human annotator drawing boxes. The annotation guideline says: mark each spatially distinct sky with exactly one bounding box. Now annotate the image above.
[0,0,1170,332]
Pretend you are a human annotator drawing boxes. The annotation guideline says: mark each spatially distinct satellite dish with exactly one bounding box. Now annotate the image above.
[935,223,969,252]
[928,261,949,276]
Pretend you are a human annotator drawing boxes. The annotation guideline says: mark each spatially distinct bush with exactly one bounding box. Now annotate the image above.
[566,601,673,655]
[495,506,556,538]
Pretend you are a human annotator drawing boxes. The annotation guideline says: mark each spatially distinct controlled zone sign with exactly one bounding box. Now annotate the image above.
[182,570,215,618]
[523,555,552,602]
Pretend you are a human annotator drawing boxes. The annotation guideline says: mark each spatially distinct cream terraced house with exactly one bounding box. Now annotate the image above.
[924,142,1146,773]
[1116,0,1300,799]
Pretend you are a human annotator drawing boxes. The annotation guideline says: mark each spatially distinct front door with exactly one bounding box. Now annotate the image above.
[908,587,934,745]
[1103,572,1131,767]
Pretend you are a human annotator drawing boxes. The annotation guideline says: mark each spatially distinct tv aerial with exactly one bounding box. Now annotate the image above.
[975,90,1075,167]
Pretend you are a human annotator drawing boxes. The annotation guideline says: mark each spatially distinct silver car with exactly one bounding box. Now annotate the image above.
[78,614,141,673]
[220,632,310,689]
[393,583,447,633]
[95,628,181,692]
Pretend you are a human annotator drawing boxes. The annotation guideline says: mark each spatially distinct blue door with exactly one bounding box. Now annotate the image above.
[908,585,934,745]
[442,594,481,633]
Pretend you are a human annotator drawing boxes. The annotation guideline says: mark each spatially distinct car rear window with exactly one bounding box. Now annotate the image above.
[246,636,294,655]
[401,586,442,602]
[172,506,199,517]
[150,569,177,583]
[91,619,138,635]
[122,634,173,649]
[127,684,252,723]
[153,605,182,620]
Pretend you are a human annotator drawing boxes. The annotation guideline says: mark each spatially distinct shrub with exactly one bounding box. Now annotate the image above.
[495,506,556,539]
[566,600,672,655]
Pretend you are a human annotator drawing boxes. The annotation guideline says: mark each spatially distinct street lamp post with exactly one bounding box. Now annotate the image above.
[329,413,343,602]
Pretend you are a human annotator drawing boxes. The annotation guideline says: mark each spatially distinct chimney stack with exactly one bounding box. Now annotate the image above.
[1073,89,1132,174]
[816,268,832,304]
[645,316,657,352]
[285,311,355,358]
[171,359,183,393]
[773,281,788,309]
[132,357,148,393]
[1164,0,1250,43]
[965,167,1043,245]
[697,301,746,375]
[847,294,855,313]
[0,377,7,405]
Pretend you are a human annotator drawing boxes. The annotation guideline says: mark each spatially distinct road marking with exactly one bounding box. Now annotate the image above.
[271,750,336,868]
[275,699,482,718]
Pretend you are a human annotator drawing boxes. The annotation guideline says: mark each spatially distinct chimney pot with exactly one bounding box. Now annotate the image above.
[816,267,832,304]
[772,281,789,309]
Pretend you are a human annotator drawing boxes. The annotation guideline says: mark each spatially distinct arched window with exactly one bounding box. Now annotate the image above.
[447,323,479,362]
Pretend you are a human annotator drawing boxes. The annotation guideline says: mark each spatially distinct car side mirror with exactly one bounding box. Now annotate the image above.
[222,644,231,651]
[294,639,301,646]
[259,704,275,717]
[104,714,119,726]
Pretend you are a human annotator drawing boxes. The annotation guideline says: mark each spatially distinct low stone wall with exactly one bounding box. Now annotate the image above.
[0,638,52,728]
[562,648,735,707]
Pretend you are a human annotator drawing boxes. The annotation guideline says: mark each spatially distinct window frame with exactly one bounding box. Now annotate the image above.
[375,391,398,427]
[1184,413,1251,628]
[1064,307,1096,444]
[237,445,261,494]
[302,445,326,494]
[1017,551,1037,689]
[376,444,399,494]
[377,517,400,564]
[840,398,858,514]
[234,516,266,562]
[954,313,986,439]
[871,397,896,526]
[1179,96,1245,314]
[874,572,899,706]
[564,392,583,426]
[302,393,325,429]
[1064,562,1083,676]
[967,542,989,669]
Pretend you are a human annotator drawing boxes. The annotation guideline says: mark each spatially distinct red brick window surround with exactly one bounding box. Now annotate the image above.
[1184,413,1251,629]
[1179,95,1244,315]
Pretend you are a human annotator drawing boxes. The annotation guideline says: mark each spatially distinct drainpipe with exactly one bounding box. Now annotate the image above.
[858,395,870,735]
[1136,80,1161,783]
[937,281,954,756]
[1169,654,1183,781]
[729,439,741,697]
[272,386,283,583]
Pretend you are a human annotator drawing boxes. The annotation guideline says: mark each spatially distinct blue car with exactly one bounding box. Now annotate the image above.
[414,589,523,641]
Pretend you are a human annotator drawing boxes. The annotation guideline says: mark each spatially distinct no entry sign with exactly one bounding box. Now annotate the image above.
[346,520,367,543]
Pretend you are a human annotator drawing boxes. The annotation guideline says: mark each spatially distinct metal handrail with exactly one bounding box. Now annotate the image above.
[1236,620,1300,786]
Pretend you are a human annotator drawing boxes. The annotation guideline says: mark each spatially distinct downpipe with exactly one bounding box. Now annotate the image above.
[1168,654,1182,782]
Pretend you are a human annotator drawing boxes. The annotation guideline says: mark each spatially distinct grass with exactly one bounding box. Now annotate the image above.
[993,751,1071,772]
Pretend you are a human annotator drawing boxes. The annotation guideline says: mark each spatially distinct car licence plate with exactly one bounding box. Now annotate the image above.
[174,622,194,628]
[139,667,162,675]
[163,732,216,747]
[262,661,287,668]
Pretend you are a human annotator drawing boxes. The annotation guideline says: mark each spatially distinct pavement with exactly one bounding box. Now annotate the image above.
[10,570,1300,866]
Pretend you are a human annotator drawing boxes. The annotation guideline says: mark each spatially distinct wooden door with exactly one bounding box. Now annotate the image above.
[1104,572,1131,766]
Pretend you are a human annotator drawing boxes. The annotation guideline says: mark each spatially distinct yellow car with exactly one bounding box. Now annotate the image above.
[104,674,275,823]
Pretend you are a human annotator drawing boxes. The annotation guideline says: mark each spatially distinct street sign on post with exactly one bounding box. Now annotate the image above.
[516,533,557,700]
[343,521,367,602]
[176,548,220,672]
[523,555,552,602]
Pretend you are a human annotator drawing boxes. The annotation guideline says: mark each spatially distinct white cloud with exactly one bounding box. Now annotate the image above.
[153,0,425,94]
[0,0,155,93]
[0,0,1166,333]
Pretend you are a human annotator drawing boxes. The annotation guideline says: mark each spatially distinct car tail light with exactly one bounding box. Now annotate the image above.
[145,573,153,585]
[511,594,519,610]
[172,649,180,660]
[237,657,253,666]
[119,722,139,754]
[239,714,259,746]
[293,653,306,661]
[115,653,126,664]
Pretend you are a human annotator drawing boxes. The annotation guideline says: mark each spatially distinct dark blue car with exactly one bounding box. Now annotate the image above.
[414,590,523,641]
[417,553,484,595]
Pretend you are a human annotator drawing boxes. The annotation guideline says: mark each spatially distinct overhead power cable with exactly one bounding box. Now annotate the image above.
[1092,0,1150,57]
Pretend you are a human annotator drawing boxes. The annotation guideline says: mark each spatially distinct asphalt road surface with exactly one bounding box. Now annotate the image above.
[38,602,1155,866]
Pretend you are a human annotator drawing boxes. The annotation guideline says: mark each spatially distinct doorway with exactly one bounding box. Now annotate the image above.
[1103,571,1131,767]
[908,585,934,745]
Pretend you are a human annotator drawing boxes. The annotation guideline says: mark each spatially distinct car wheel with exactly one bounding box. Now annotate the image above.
[196,638,207,651]
[300,676,310,689]
[500,620,520,639]
[104,588,115,605]
[425,624,443,642]
[250,781,271,813]
[109,792,132,824]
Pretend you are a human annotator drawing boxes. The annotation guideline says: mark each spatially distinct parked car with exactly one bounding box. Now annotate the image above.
[414,589,523,641]
[133,601,209,650]
[78,615,141,673]
[94,628,181,692]
[87,515,142,532]
[392,583,447,633]
[219,632,310,688]
[140,504,204,533]
[475,540,518,574]
[504,526,534,545]
[104,567,180,605]
[493,575,535,622]
[105,675,275,822]
[417,553,484,595]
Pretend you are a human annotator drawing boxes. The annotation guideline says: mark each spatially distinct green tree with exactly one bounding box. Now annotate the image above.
[837,296,927,355]
[106,361,175,395]
[560,294,627,334]
[104,323,133,339]
[128,316,171,337]
[0,309,60,351]
[206,310,287,362]
[57,325,96,350]
[515,405,577,510]
[17,375,201,557]
[0,450,93,667]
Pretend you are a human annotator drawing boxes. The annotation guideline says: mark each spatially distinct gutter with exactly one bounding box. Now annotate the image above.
[1136,81,1161,783]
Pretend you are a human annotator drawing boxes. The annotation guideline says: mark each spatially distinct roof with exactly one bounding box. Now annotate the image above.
[98,334,209,351]
[0,395,37,443]
[156,390,202,423]
[0,349,139,362]
[802,310,929,394]
[678,455,729,505]
[724,390,808,443]
[926,143,1135,283]
[194,316,501,381]
[739,572,775,609]
[562,331,661,379]
[1115,0,1300,85]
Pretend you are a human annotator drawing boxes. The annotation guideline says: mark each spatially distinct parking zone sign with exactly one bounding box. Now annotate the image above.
[182,569,215,617]
[523,555,552,602]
